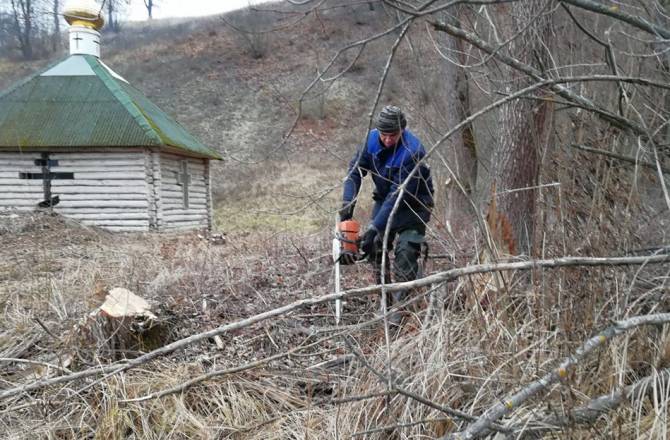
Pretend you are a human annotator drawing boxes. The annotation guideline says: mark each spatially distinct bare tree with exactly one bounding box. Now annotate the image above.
[0,11,14,54]
[10,0,33,59]
[143,0,156,20]
[50,0,58,51]
[107,0,128,32]
[107,0,117,32]
[222,6,274,60]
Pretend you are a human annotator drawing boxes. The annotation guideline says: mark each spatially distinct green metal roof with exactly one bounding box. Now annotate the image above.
[0,55,221,159]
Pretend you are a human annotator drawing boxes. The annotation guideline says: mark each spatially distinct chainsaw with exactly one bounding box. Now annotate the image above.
[332,219,363,324]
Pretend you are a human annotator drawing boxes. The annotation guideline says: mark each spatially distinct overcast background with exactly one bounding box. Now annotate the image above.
[127,0,265,21]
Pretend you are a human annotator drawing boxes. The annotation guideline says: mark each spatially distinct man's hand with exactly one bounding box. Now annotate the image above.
[339,204,354,222]
[339,251,358,265]
[359,225,379,256]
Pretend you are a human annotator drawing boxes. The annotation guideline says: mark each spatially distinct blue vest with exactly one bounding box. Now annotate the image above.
[343,129,434,231]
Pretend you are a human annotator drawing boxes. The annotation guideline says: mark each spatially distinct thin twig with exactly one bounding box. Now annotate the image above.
[121,333,341,403]
[32,317,59,341]
[344,334,512,434]
[571,143,670,174]
[351,416,452,437]
[0,358,71,374]
[560,0,670,39]
[430,19,659,135]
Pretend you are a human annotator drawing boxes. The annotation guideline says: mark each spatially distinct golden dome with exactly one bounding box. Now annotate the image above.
[63,0,104,30]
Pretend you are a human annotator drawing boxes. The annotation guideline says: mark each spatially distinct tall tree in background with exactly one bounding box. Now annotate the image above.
[10,0,33,59]
[656,1,670,147]
[441,11,477,252]
[51,0,59,51]
[143,0,155,20]
[108,0,117,31]
[107,0,128,32]
[2,0,63,58]
[486,2,554,256]
[0,11,14,53]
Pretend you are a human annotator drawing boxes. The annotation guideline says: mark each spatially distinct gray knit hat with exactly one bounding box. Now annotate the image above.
[375,105,407,133]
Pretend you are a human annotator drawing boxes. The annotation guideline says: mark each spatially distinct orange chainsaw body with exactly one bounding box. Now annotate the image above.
[338,220,360,254]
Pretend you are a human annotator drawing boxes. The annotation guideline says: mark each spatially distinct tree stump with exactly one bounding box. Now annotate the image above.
[91,288,165,360]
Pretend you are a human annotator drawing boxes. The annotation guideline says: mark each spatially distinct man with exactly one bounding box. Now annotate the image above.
[339,105,434,323]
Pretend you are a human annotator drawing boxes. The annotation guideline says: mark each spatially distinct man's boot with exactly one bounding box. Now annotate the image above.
[388,289,407,326]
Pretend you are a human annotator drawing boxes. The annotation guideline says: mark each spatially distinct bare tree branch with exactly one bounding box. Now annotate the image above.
[430,18,654,136]
[380,74,669,271]
[571,143,670,174]
[515,367,670,438]
[344,335,512,433]
[445,313,670,440]
[560,3,630,115]
[560,0,670,39]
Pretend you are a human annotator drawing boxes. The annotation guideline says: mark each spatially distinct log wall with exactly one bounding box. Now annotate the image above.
[0,152,44,209]
[158,153,210,231]
[1,150,213,233]
[0,151,150,232]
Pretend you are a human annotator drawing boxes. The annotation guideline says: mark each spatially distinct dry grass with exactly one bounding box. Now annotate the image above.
[0,206,359,438]
[1,181,668,440]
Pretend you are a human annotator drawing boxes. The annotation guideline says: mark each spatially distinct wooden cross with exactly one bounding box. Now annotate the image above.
[176,161,191,208]
[19,153,73,206]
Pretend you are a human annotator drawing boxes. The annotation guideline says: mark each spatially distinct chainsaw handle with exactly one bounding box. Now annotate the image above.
[334,232,359,245]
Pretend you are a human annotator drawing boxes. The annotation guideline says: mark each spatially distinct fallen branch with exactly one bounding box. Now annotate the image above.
[330,390,396,405]
[2,254,668,403]
[515,367,670,438]
[32,317,59,341]
[0,357,71,374]
[0,360,128,403]
[444,313,670,440]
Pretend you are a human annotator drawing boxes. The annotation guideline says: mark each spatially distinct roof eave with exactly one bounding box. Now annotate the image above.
[0,144,221,160]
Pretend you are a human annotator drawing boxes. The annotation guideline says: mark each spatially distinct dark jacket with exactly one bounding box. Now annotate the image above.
[342,129,434,232]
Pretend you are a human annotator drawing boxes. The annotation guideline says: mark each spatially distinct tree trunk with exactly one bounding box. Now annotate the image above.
[107,0,119,32]
[442,13,478,252]
[145,0,153,20]
[11,0,33,60]
[656,3,670,149]
[487,1,554,256]
[52,0,59,52]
